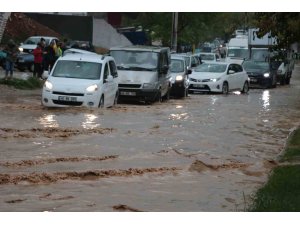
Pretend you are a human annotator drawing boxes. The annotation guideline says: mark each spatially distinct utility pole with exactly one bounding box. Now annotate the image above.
[171,12,178,52]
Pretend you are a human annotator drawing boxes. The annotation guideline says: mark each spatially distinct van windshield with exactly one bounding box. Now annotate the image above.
[110,50,158,71]
[52,60,102,80]
[227,48,249,59]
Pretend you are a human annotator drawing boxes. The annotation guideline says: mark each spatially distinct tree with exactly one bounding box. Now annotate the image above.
[254,12,300,49]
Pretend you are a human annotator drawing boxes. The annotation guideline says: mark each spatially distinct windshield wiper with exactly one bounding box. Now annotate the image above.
[128,66,156,71]
[117,65,131,70]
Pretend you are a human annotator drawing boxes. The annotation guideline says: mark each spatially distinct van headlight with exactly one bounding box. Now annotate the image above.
[175,75,184,81]
[263,73,270,78]
[86,84,98,92]
[44,80,53,91]
[18,47,23,52]
[143,83,156,89]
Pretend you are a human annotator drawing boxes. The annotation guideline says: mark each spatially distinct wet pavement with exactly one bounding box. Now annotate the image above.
[1,65,300,211]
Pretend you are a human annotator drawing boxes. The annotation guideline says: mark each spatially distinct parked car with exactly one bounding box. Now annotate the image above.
[15,52,34,71]
[188,62,249,94]
[199,52,220,64]
[19,36,59,53]
[172,53,200,71]
[110,45,171,103]
[42,53,119,108]
[170,55,191,98]
[242,60,278,89]
[65,40,95,52]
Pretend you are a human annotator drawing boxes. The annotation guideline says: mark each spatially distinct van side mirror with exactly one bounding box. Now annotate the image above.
[105,75,114,83]
[161,65,169,74]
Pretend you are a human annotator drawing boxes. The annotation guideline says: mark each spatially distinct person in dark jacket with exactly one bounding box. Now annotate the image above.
[3,39,19,80]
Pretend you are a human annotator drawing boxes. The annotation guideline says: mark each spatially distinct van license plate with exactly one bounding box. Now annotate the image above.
[58,96,77,101]
[120,91,136,96]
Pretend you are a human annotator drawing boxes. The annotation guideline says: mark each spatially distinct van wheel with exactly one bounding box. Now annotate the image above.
[286,77,291,84]
[222,82,229,95]
[113,92,119,105]
[163,89,170,101]
[98,96,104,108]
[156,91,162,103]
[241,81,249,94]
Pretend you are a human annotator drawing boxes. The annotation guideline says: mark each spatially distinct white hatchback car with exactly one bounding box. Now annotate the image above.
[42,53,119,108]
[188,62,249,94]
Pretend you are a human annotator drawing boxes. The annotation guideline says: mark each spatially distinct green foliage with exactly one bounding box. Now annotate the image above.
[280,129,300,162]
[254,13,300,49]
[122,12,251,46]
[250,165,300,211]
[0,77,43,89]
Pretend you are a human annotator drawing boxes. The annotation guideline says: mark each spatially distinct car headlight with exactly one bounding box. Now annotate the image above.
[44,80,53,90]
[86,84,98,92]
[209,78,220,82]
[18,47,23,52]
[263,73,270,78]
[143,83,156,89]
[175,75,184,81]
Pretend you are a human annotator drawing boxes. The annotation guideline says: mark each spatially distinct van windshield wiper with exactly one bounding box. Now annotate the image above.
[128,66,156,71]
[117,65,131,70]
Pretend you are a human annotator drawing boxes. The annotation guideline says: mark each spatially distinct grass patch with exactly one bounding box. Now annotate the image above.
[280,129,300,162]
[250,127,300,211]
[250,165,300,211]
[0,77,43,89]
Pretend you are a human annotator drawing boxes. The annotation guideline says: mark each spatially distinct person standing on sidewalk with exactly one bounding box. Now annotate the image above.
[3,39,18,80]
[33,43,43,78]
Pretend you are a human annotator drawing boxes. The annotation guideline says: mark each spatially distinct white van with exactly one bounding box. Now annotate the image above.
[110,46,171,103]
[226,36,249,64]
[42,53,119,108]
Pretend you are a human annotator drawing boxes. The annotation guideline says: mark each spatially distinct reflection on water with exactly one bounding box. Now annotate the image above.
[38,114,59,128]
[210,96,218,105]
[169,113,189,121]
[175,105,183,109]
[81,114,100,129]
[261,90,270,111]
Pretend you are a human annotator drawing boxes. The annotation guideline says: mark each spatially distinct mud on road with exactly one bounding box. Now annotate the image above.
[1,66,300,211]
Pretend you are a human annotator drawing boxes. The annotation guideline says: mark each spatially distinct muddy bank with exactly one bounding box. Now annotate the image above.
[0,167,180,185]
[0,127,116,138]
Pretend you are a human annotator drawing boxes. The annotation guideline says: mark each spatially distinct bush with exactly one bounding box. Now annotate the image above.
[0,77,44,89]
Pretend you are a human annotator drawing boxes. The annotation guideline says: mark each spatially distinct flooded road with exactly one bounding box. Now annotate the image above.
[1,65,300,211]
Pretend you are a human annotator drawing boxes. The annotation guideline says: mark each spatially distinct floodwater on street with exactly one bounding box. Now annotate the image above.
[1,65,300,211]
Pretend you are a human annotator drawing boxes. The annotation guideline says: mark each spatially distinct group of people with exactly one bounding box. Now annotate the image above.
[2,37,65,80]
[32,38,64,79]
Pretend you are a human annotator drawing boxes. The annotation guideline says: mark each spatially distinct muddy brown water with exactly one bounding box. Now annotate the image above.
[1,65,300,211]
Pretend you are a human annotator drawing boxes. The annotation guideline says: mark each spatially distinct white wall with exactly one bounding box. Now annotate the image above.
[92,18,132,49]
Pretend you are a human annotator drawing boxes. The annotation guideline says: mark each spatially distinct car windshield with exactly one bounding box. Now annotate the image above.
[200,54,214,60]
[24,37,41,45]
[242,61,269,71]
[251,49,270,61]
[228,48,249,59]
[110,50,158,71]
[170,59,184,72]
[194,63,227,73]
[52,60,102,80]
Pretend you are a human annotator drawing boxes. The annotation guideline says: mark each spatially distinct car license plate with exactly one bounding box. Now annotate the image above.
[250,78,257,82]
[193,84,205,88]
[58,96,77,101]
[18,59,24,63]
[120,91,136,96]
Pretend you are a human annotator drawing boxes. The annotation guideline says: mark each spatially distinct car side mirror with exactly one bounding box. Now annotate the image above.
[228,70,235,74]
[187,69,192,75]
